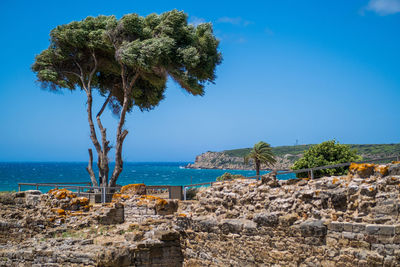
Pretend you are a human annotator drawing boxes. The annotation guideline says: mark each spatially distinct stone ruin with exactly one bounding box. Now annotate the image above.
[1,162,400,266]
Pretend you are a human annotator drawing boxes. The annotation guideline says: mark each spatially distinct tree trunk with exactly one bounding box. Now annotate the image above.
[109,95,129,187]
[86,148,99,187]
[109,72,139,187]
[256,160,260,180]
[96,93,112,187]
[85,90,105,186]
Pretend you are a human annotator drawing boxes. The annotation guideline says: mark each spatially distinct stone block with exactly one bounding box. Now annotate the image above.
[366,225,380,235]
[328,222,343,232]
[352,223,366,233]
[155,199,178,215]
[394,225,400,235]
[299,220,327,237]
[343,222,353,232]
[388,164,400,176]
[342,231,356,240]
[253,212,279,227]
[96,202,124,225]
[219,219,243,234]
[379,225,395,236]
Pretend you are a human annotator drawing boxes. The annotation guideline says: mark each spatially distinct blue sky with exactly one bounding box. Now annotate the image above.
[0,0,399,162]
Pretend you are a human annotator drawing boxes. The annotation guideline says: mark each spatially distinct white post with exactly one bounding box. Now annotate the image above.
[183,187,187,201]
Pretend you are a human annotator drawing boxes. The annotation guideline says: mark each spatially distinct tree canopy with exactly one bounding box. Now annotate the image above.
[32,10,222,188]
[244,141,276,177]
[292,140,361,178]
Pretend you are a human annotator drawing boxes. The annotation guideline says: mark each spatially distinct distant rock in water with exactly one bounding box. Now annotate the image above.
[185,151,297,170]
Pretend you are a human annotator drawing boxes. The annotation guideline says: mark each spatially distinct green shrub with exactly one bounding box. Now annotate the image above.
[292,140,361,178]
[216,172,245,181]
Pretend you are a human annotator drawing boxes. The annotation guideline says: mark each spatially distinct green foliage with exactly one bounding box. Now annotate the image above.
[32,10,222,113]
[292,140,362,178]
[244,141,276,175]
[224,143,400,159]
[108,9,222,111]
[216,172,245,181]
[32,15,117,92]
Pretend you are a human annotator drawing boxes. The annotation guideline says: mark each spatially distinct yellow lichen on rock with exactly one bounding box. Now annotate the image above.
[111,193,131,202]
[51,208,66,216]
[70,197,89,206]
[138,195,161,201]
[48,188,76,200]
[349,163,375,178]
[392,161,400,164]
[374,165,389,176]
[120,184,146,195]
[156,198,168,207]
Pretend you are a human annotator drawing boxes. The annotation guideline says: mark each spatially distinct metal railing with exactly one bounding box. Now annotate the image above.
[17,155,400,202]
[182,155,400,200]
[17,183,121,203]
[18,182,183,203]
[17,182,91,192]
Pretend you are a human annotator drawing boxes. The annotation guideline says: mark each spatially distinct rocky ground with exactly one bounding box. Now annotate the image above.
[1,162,400,266]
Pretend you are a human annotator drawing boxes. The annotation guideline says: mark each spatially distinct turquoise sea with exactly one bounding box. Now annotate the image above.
[0,162,295,192]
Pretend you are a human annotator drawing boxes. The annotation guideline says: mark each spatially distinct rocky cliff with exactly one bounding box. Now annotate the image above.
[185,151,298,170]
[186,143,400,170]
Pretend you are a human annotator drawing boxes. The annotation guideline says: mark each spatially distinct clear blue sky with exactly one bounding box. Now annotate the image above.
[0,0,399,162]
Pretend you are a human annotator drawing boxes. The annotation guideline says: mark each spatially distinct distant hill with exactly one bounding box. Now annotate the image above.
[186,143,400,170]
[223,144,400,159]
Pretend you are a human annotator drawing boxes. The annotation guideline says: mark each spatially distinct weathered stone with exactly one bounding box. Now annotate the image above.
[330,189,347,210]
[155,199,178,215]
[299,220,327,237]
[279,213,298,226]
[193,216,218,232]
[328,222,343,232]
[261,172,280,188]
[388,164,400,176]
[220,219,243,234]
[96,203,124,225]
[253,212,279,227]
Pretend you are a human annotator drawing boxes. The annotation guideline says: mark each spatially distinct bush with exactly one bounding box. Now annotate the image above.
[292,140,361,178]
[216,172,245,181]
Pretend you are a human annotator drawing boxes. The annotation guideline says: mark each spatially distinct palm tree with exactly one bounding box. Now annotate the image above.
[244,141,277,179]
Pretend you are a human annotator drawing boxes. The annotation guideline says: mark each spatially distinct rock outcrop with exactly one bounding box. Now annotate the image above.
[185,151,296,170]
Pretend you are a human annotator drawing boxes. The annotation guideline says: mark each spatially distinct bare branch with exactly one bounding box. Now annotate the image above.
[96,92,112,119]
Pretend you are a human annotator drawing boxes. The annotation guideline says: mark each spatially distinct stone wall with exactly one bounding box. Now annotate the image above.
[176,163,400,266]
[2,163,400,266]
[175,217,400,266]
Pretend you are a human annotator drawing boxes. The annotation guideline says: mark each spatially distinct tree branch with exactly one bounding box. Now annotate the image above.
[87,50,98,90]
[109,72,139,187]
[96,92,112,119]
[96,92,112,186]
[86,149,99,187]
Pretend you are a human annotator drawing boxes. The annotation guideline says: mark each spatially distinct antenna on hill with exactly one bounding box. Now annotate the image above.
[295,139,299,146]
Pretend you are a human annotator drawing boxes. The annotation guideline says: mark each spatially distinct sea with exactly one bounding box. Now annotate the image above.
[0,162,296,192]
